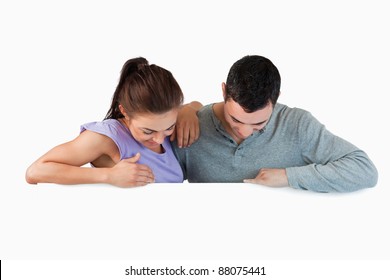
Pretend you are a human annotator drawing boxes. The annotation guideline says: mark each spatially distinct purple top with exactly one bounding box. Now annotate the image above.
[80,119,183,183]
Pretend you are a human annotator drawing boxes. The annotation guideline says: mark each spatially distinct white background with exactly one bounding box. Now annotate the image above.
[1,0,389,278]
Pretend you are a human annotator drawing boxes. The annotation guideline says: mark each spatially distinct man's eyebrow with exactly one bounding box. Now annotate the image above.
[230,115,267,125]
[141,122,176,132]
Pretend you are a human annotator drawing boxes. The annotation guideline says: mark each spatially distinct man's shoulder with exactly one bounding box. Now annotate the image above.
[272,103,322,133]
[196,103,217,127]
[274,103,312,120]
[197,103,213,117]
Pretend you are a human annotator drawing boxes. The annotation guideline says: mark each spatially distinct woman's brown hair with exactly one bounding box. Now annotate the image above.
[105,57,184,119]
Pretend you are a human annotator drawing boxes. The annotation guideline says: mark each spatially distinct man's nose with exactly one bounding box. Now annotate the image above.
[238,125,253,137]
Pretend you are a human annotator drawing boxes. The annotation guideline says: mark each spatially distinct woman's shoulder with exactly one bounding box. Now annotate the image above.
[80,119,135,160]
[80,119,130,135]
[80,118,134,145]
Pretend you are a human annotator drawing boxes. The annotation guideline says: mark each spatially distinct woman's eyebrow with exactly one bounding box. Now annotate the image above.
[141,122,176,132]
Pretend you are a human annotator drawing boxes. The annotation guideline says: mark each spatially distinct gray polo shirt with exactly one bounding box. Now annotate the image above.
[172,103,378,192]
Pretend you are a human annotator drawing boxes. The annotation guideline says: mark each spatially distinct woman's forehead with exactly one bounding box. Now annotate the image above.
[131,110,178,129]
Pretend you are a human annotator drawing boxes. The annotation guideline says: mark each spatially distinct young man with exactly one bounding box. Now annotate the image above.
[173,55,378,192]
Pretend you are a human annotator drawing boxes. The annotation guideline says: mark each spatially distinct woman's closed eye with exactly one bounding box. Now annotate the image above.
[141,124,175,135]
[142,130,154,135]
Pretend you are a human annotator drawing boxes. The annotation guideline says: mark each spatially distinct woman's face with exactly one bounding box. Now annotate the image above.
[126,109,178,151]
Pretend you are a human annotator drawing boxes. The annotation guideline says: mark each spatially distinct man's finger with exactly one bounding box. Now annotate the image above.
[243,179,255,184]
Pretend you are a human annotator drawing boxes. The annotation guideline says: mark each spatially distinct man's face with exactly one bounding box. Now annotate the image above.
[223,99,273,141]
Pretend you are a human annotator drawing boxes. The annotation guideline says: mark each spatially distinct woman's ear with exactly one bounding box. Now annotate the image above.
[118,104,129,119]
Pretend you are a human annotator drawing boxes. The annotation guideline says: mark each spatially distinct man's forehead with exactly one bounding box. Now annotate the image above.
[225,99,273,123]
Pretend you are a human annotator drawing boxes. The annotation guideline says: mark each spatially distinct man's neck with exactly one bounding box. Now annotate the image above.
[212,102,243,144]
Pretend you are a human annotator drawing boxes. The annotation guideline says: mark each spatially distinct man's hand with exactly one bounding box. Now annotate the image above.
[244,168,289,187]
[170,101,202,148]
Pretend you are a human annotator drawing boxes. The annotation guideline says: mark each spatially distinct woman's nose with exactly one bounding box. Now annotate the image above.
[153,132,165,144]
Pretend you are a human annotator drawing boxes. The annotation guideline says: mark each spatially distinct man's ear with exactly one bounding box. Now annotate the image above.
[222,82,227,101]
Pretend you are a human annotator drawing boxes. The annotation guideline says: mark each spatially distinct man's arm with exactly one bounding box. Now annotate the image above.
[244,111,378,192]
[286,112,378,192]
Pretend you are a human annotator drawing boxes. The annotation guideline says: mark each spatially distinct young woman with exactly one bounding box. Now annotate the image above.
[26,57,200,187]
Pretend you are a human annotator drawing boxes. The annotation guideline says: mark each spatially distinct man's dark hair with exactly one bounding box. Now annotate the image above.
[225,55,281,112]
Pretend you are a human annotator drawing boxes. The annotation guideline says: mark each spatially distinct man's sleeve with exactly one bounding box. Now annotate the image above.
[285,112,378,192]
